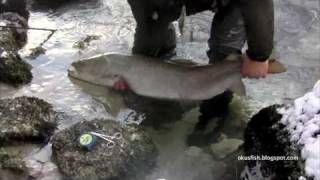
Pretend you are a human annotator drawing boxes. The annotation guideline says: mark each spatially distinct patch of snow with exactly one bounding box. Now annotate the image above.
[299,176,307,180]
[314,81,320,98]
[280,80,320,180]
[302,138,320,179]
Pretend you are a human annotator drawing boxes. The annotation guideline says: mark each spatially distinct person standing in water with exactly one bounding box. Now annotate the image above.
[119,0,274,143]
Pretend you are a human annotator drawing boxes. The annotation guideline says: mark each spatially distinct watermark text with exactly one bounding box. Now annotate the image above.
[238,155,299,161]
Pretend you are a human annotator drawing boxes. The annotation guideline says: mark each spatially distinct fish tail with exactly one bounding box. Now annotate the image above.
[268,59,287,74]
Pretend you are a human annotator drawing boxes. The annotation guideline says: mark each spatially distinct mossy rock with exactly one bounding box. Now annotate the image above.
[0,148,27,174]
[242,105,305,179]
[0,96,59,145]
[52,119,158,180]
[0,12,29,49]
[0,54,32,86]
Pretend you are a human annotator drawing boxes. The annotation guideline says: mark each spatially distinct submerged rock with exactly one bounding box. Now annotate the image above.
[73,35,101,50]
[52,119,157,180]
[26,160,62,180]
[0,144,40,179]
[210,137,243,159]
[0,148,27,174]
[242,81,320,180]
[0,96,59,145]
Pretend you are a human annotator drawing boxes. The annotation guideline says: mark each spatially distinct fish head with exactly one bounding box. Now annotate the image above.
[68,55,120,86]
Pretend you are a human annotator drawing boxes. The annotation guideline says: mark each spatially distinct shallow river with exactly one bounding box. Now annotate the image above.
[0,0,319,179]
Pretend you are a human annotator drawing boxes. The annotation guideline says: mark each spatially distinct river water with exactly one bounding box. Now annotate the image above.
[0,0,319,179]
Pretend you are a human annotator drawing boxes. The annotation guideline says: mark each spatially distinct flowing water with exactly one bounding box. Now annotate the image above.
[0,0,319,179]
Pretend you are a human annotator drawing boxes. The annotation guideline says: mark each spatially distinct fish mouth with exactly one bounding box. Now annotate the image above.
[68,64,78,78]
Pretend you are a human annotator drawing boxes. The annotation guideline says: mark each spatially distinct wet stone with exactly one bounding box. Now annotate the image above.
[0,148,27,174]
[242,105,305,179]
[51,119,158,180]
[210,138,244,159]
[26,160,62,180]
[0,11,32,86]
[0,144,43,179]
[0,12,29,50]
[0,96,59,145]
[0,53,32,86]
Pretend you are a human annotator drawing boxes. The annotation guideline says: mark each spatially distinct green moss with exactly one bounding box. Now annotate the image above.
[28,46,46,59]
[0,97,58,145]
[0,33,17,49]
[0,148,27,174]
[73,35,101,50]
[0,53,32,86]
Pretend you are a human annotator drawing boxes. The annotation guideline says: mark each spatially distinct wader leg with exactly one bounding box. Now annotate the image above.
[193,3,246,138]
[207,2,246,62]
[127,0,178,58]
[197,90,233,130]
[132,23,176,58]
[187,90,234,146]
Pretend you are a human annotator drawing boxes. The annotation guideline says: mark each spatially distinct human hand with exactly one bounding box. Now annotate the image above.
[241,54,269,79]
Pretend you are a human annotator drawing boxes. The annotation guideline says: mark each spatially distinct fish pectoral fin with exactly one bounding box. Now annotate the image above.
[113,76,130,91]
[229,80,246,96]
[268,59,287,74]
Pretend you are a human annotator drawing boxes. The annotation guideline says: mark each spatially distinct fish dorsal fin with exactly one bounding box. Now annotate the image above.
[229,79,246,96]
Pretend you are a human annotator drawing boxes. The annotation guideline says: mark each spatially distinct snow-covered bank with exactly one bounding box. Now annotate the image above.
[242,80,320,179]
[280,80,320,180]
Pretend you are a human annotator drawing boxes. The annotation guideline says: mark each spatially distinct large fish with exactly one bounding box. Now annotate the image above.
[68,53,285,101]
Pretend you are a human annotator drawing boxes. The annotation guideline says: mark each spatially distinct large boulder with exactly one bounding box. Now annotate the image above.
[52,119,158,180]
[0,96,59,145]
[0,96,60,179]
[241,80,320,180]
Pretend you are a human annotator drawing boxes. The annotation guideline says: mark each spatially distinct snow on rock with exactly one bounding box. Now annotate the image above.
[314,81,320,98]
[280,80,320,180]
